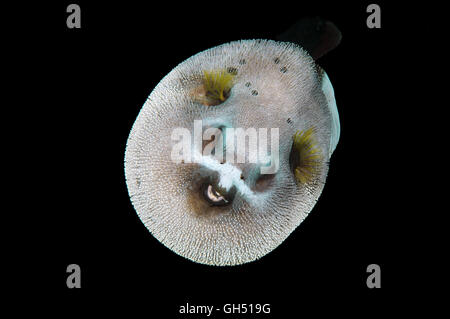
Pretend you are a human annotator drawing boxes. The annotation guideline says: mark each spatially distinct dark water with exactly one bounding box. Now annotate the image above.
[9,1,428,316]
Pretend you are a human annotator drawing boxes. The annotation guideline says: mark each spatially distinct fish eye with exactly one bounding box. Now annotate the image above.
[253,173,276,192]
[202,183,230,206]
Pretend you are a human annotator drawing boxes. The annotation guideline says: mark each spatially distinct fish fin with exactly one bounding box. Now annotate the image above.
[276,16,342,60]
[202,69,235,105]
[292,127,323,184]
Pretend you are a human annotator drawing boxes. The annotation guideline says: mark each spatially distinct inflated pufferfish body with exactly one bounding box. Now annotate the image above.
[125,39,340,266]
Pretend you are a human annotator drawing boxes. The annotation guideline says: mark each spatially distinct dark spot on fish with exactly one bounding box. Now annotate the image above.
[280,67,288,73]
[251,90,258,96]
[227,67,238,75]
[239,59,246,65]
[274,57,280,64]
[245,82,251,87]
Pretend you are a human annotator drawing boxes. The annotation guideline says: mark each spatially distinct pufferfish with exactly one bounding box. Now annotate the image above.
[125,32,341,266]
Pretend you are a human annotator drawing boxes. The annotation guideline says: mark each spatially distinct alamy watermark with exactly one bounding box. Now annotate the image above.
[171,120,280,174]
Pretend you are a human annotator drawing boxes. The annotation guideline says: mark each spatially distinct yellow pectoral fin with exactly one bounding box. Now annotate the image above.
[200,69,235,105]
[293,127,323,184]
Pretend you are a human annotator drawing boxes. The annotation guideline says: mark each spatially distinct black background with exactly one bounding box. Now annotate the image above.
[12,0,425,316]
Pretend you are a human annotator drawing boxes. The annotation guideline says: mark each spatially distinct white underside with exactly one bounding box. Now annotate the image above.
[321,72,340,157]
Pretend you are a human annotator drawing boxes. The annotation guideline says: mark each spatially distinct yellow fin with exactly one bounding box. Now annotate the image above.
[202,69,235,104]
[293,127,323,184]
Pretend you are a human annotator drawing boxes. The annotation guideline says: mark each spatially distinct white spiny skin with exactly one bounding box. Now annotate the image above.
[125,39,340,266]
